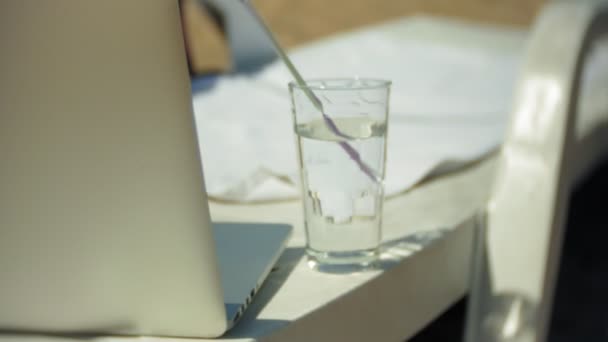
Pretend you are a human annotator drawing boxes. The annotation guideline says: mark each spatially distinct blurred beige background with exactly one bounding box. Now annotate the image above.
[181,0,547,74]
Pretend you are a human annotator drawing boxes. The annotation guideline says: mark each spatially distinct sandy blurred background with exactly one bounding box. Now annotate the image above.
[181,0,547,75]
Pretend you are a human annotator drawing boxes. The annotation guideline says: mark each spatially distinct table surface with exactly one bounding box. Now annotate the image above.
[0,156,496,342]
[210,156,498,342]
[0,16,526,342]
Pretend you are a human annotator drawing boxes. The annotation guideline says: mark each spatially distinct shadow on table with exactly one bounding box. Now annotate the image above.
[223,246,305,339]
[229,221,472,339]
[0,323,134,340]
[378,227,453,271]
[223,227,458,339]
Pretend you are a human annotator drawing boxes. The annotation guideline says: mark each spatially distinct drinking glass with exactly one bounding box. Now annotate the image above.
[289,78,391,273]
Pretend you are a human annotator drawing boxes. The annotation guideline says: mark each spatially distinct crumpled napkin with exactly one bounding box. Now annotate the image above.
[192,17,523,202]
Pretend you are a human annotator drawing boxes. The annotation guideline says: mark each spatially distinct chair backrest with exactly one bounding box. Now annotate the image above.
[465,1,608,341]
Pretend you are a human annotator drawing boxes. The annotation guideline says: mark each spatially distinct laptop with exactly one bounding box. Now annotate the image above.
[0,0,291,338]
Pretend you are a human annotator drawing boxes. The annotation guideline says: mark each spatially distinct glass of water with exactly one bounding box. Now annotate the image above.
[289,78,391,273]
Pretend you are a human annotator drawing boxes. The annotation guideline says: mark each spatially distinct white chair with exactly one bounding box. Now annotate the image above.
[465,1,608,341]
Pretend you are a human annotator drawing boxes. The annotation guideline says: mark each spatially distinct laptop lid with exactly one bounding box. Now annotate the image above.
[0,0,229,338]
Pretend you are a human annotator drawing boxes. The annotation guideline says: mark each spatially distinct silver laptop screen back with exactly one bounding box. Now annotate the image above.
[0,0,227,337]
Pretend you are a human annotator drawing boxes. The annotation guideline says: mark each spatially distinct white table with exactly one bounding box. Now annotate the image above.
[210,156,497,342]
[0,157,496,342]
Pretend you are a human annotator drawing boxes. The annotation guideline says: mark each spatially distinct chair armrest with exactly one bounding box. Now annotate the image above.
[466,1,608,341]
